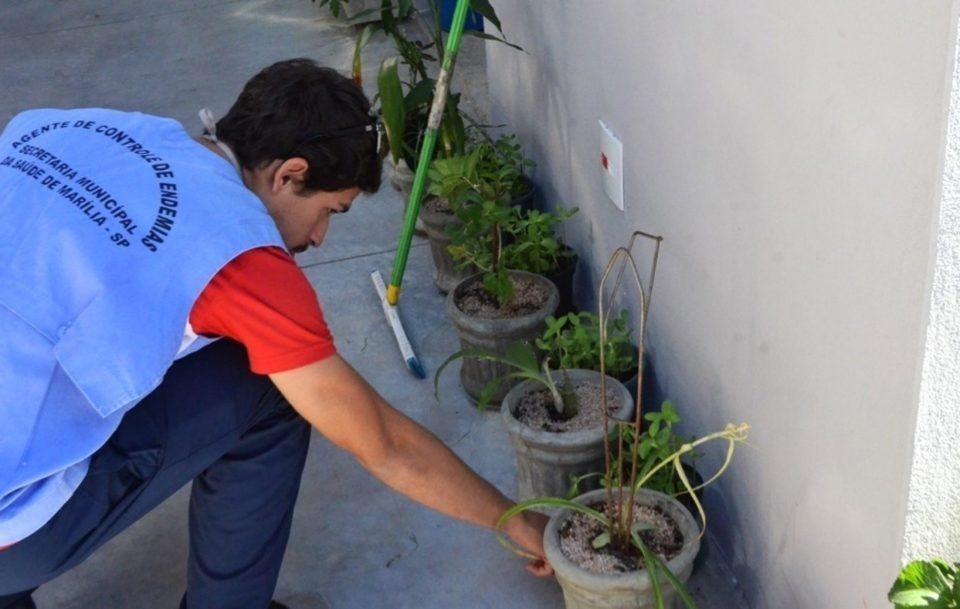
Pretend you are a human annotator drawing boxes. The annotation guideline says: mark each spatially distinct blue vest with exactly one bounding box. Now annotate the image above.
[0,108,284,543]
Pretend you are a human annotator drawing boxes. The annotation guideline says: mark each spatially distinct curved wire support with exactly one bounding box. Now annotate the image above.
[595,230,663,547]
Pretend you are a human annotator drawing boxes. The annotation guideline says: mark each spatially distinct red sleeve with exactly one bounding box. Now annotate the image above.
[189,247,337,374]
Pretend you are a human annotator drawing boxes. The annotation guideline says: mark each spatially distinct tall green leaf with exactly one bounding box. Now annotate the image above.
[467,0,501,31]
[377,56,406,165]
[352,25,374,85]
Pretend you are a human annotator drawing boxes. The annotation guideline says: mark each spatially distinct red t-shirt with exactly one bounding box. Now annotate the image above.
[189,246,337,373]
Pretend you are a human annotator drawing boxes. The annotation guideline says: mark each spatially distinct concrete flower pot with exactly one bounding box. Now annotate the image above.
[446,271,558,407]
[388,157,415,193]
[544,488,701,609]
[420,199,474,293]
[512,175,536,211]
[501,370,633,501]
[545,248,578,317]
[389,158,430,238]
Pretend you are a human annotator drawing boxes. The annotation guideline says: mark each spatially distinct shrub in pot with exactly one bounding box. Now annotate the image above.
[500,422,749,609]
[544,487,700,609]
[437,190,577,403]
[441,270,558,406]
[538,309,638,389]
[446,200,577,306]
[418,192,474,293]
[536,312,706,511]
[353,2,519,195]
[501,366,633,501]
[431,129,535,207]
[498,205,578,315]
[495,231,750,609]
[603,401,706,522]
[423,131,537,292]
[437,341,634,500]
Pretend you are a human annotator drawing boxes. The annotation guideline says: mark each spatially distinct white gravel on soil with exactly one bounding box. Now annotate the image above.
[515,381,622,432]
[559,502,682,574]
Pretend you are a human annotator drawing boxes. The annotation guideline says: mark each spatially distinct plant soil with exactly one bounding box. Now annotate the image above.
[455,275,548,318]
[559,501,683,575]
[515,382,622,433]
[422,196,453,215]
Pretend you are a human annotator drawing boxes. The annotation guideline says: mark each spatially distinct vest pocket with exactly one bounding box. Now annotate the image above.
[0,281,77,345]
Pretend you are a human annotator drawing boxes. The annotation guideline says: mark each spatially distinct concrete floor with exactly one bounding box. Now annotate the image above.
[1,2,746,607]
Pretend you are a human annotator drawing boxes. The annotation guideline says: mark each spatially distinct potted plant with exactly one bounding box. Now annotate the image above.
[499,205,578,315]
[439,191,582,403]
[423,130,537,292]
[351,1,519,191]
[501,369,631,502]
[445,197,576,302]
[443,265,558,405]
[495,231,750,609]
[435,341,634,500]
[428,129,535,208]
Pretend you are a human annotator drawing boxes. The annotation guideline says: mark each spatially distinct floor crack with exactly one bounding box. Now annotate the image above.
[297,241,428,270]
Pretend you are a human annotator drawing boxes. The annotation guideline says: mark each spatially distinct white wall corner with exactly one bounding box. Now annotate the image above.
[903,9,960,564]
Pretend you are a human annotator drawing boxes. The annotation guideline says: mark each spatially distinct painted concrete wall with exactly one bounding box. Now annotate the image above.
[905,21,960,563]
[485,2,959,607]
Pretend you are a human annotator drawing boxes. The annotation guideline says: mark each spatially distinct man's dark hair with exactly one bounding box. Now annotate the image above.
[216,58,382,193]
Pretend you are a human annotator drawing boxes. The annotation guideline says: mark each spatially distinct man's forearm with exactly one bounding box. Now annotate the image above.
[269,355,548,566]
[360,398,547,565]
[363,401,512,529]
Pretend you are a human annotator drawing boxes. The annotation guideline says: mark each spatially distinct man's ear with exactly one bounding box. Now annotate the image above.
[272,157,310,193]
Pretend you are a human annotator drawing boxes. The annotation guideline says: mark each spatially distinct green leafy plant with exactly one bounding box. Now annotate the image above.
[501,207,577,275]
[500,424,748,609]
[492,231,750,609]
[375,40,467,168]
[352,1,519,169]
[428,130,535,208]
[445,198,515,305]
[434,342,578,417]
[615,401,698,498]
[536,309,637,380]
[446,203,576,307]
[425,128,572,307]
[889,559,960,608]
[567,401,697,502]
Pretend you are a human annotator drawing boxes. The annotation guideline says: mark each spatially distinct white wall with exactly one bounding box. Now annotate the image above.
[485,2,959,607]
[904,18,960,563]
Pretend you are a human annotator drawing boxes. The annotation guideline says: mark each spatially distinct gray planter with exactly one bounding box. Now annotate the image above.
[420,199,473,293]
[389,158,428,238]
[388,157,415,193]
[501,370,633,501]
[446,271,559,407]
[544,488,701,609]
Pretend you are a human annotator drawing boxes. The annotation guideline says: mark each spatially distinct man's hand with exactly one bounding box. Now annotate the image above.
[502,511,553,576]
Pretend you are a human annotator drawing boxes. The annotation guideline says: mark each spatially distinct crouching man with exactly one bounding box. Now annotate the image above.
[0,58,549,609]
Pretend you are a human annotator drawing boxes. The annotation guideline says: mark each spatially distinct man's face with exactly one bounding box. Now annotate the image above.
[271,186,361,254]
[246,158,362,254]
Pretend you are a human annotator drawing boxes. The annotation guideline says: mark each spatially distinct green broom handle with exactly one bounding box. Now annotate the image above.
[387,0,471,305]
